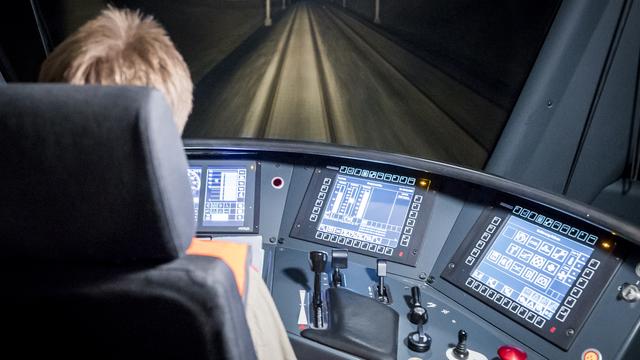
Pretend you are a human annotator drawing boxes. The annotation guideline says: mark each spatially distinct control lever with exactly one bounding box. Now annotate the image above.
[407,286,431,352]
[309,251,328,328]
[377,259,389,303]
[452,330,470,359]
[331,249,348,287]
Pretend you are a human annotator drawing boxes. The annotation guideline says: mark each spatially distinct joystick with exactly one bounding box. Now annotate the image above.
[331,249,348,287]
[407,286,431,352]
[309,251,328,328]
[453,330,470,359]
[376,259,390,303]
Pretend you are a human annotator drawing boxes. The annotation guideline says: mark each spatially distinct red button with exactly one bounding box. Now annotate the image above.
[498,345,527,360]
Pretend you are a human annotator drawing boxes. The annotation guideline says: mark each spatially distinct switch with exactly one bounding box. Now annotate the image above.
[377,259,389,303]
[452,330,469,359]
[309,251,328,328]
[407,286,431,352]
[497,345,527,360]
[331,249,348,287]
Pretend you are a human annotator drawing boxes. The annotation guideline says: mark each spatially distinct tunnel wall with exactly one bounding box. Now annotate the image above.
[336,0,560,110]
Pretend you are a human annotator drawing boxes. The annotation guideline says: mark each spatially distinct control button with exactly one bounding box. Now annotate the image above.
[465,256,475,265]
[353,240,361,248]
[497,345,527,360]
[312,207,321,214]
[411,203,421,211]
[576,278,589,288]
[588,259,601,270]
[620,283,640,303]
[525,312,536,323]
[491,217,502,225]
[582,268,594,279]
[582,348,602,360]
[315,199,323,207]
[414,195,423,203]
[487,290,496,300]
[472,282,482,292]
[384,247,393,256]
[309,214,318,222]
[404,227,414,235]
[487,225,496,233]
[409,211,418,219]
[586,235,598,245]
[565,296,577,308]
[315,231,323,239]
[465,278,475,287]
[479,286,489,295]
[476,240,486,249]
[323,178,331,185]
[320,185,329,192]
[345,238,353,246]
[509,303,520,313]
[556,306,570,322]
[534,317,545,328]
[376,246,385,254]
[502,298,512,308]
[330,235,338,243]
[407,219,416,227]
[517,308,528,318]
[570,287,583,298]
[322,233,331,241]
[368,243,377,251]
[495,294,504,304]
[318,192,326,200]
[470,248,480,257]
[481,232,491,241]
[337,237,346,245]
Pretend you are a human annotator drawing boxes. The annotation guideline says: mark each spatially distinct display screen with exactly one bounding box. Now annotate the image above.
[202,166,248,227]
[317,174,415,249]
[471,215,594,321]
[188,167,202,224]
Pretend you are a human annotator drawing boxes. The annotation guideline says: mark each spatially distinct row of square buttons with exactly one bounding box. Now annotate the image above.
[314,231,394,256]
[466,278,546,328]
[513,206,598,245]
[555,259,600,322]
[465,217,501,266]
[309,178,332,222]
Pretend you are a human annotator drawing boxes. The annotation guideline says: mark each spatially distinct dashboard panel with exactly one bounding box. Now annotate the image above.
[185,139,640,360]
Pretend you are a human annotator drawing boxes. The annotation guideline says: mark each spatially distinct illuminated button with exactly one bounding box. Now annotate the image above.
[583,268,594,279]
[582,348,602,360]
[513,206,523,214]
[323,233,331,241]
[509,303,520,313]
[578,231,588,241]
[570,288,583,298]
[360,242,369,250]
[368,243,377,251]
[517,308,528,318]
[466,278,475,287]
[404,227,414,235]
[498,345,527,360]
[323,178,331,185]
[345,238,353,246]
[465,256,475,265]
[318,192,326,200]
[492,217,502,225]
[487,290,496,299]
[309,214,318,222]
[315,231,323,239]
[400,238,410,247]
[411,203,421,211]
[414,195,423,203]
[556,306,570,322]
[587,235,598,245]
[521,209,530,217]
[384,248,393,256]
[472,282,482,292]
[487,225,496,233]
[315,199,323,207]
[330,235,338,243]
[337,237,346,245]
[525,312,537,323]
[320,185,328,193]
[588,259,601,270]
[481,232,491,241]
[534,317,546,328]
[409,211,418,219]
[353,240,361,247]
[565,296,577,308]
[479,286,489,295]
[502,298,512,308]
[576,278,588,289]
[470,248,480,257]
[376,246,385,254]
[476,240,486,249]
[407,219,415,227]
[495,294,504,304]
[312,207,321,214]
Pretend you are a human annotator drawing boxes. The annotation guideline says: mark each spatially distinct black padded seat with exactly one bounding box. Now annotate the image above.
[0,84,256,360]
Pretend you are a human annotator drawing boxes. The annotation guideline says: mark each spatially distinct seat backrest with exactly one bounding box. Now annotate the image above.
[0,84,256,360]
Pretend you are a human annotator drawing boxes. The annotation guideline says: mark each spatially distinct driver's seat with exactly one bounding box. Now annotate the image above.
[0,84,256,360]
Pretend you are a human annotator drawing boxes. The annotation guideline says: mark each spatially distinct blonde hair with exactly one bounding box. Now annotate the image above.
[39,6,193,132]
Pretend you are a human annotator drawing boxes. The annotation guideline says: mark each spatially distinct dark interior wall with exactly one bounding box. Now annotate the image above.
[341,0,560,110]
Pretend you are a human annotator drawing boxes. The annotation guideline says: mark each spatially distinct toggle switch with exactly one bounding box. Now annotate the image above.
[331,249,348,287]
[309,251,328,328]
[377,259,390,303]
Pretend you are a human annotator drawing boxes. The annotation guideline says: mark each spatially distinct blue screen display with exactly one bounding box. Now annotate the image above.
[202,166,247,227]
[472,216,594,320]
[188,167,202,224]
[317,174,414,248]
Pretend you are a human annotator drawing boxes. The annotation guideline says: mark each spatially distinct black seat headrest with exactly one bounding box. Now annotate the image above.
[0,84,194,264]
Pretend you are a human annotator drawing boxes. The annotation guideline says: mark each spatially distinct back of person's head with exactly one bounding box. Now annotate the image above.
[39,6,193,132]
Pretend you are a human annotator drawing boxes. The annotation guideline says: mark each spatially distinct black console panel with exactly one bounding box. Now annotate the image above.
[185,139,640,360]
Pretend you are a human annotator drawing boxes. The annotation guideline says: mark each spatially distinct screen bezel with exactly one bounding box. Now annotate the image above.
[290,165,434,266]
[440,201,623,350]
[190,160,260,234]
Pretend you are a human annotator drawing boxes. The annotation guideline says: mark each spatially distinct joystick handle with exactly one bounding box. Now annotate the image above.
[453,329,469,359]
[309,251,328,327]
[411,286,422,307]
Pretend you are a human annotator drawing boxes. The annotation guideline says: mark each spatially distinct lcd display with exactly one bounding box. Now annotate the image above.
[188,167,202,224]
[202,166,248,227]
[471,215,594,320]
[317,174,415,249]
